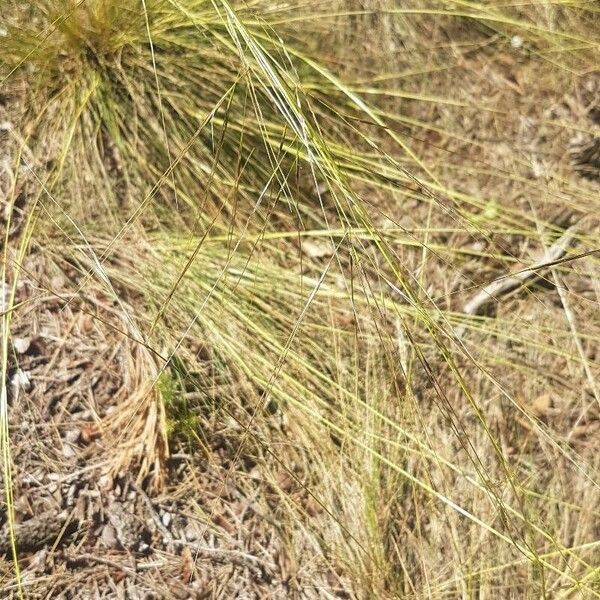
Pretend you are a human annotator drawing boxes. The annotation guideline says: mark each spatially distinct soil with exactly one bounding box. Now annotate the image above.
[0,271,303,599]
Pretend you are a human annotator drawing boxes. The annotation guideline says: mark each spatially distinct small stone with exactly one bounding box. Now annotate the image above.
[30,549,48,573]
[531,157,546,179]
[161,512,172,528]
[98,474,113,490]
[302,239,333,259]
[65,484,77,506]
[101,524,119,549]
[12,337,30,354]
[64,430,80,444]
[11,369,31,391]
[184,523,199,542]
[62,444,76,459]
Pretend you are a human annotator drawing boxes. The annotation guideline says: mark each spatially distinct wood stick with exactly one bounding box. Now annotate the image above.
[463,223,582,317]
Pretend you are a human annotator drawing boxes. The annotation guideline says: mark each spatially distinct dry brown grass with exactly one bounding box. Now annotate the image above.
[0,1,599,599]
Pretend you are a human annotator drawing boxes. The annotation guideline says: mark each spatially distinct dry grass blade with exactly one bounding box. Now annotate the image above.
[0,1,599,598]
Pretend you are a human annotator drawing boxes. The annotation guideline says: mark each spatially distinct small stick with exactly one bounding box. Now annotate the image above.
[67,552,141,575]
[462,223,582,317]
[127,477,275,580]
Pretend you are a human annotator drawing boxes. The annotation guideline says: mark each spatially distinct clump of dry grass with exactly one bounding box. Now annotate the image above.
[1,1,599,598]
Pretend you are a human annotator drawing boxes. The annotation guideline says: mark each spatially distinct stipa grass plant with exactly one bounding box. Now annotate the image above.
[1,0,599,598]
[1,1,251,227]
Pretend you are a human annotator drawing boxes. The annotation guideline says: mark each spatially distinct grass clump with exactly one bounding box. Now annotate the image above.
[1,1,599,597]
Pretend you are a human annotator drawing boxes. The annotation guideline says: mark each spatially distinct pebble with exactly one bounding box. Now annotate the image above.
[62,444,76,459]
[12,337,31,354]
[98,474,113,490]
[66,483,77,506]
[101,524,119,549]
[64,430,80,444]
[11,369,31,391]
[184,523,199,542]
[29,549,48,573]
[161,511,172,528]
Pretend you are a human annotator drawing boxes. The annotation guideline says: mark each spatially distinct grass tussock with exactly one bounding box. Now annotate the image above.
[0,0,599,597]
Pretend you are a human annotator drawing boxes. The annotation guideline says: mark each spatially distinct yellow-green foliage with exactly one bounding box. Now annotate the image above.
[1,1,599,598]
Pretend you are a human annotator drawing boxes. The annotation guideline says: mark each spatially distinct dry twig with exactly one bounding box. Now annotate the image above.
[462,223,583,318]
[128,477,276,581]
